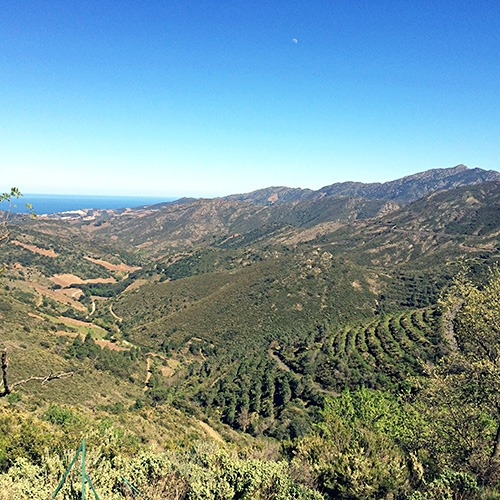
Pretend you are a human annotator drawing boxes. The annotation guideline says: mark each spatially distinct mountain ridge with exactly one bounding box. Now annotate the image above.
[73,165,499,253]
[36,165,500,223]
[222,164,500,205]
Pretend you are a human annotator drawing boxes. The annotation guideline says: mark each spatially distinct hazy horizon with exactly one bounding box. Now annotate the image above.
[7,163,498,201]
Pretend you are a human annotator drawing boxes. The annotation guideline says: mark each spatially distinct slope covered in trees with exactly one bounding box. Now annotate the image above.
[2,169,500,498]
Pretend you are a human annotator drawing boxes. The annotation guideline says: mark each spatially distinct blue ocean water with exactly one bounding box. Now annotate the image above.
[1,193,177,215]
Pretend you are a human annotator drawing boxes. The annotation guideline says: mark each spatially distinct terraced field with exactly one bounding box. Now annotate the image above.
[311,307,445,391]
[162,305,446,441]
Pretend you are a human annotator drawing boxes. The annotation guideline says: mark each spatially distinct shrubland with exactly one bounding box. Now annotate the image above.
[3,177,500,498]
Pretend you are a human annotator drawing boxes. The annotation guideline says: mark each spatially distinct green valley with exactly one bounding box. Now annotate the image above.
[2,167,500,499]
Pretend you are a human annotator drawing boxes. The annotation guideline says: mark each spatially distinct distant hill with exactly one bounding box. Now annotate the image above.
[314,181,500,271]
[223,165,500,205]
[82,196,399,251]
[37,165,500,226]
[79,165,499,252]
[378,180,500,236]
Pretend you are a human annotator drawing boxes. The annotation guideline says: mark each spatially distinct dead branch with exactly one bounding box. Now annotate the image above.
[1,350,8,397]
[0,349,74,397]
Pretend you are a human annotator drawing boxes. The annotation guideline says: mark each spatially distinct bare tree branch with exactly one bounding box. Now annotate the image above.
[0,349,74,398]
[1,350,9,397]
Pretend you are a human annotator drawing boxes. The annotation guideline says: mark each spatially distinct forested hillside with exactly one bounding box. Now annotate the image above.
[2,167,500,499]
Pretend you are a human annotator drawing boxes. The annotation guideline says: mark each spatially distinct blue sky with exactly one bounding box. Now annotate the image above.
[1,1,499,197]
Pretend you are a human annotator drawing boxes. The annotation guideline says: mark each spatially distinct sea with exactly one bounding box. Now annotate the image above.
[1,193,177,215]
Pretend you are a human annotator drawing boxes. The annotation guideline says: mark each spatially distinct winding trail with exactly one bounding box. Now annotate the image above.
[109,304,122,322]
[197,421,224,444]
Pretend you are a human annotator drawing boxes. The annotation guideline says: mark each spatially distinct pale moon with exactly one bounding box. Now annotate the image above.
[292,38,298,43]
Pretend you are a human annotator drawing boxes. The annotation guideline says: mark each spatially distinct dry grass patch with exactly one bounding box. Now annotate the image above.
[124,278,148,292]
[50,273,117,287]
[50,273,85,287]
[53,330,79,338]
[84,256,140,273]
[57,316,106,332]
[95,339,128,351]
[28,283,86,311]
[10,240,58,257]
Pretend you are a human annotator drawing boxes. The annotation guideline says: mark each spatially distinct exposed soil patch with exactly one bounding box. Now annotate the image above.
[136,241,153,248]
[161,365,173,377]
[197,421,224,443]
[28,312,45,321]
[70,289,84,299]
[58,316,106,332]
[28,283,86,311]
[54,288,84,300]
[95,339,128,351]
[218,234,241,245]
[50,274,117,287]
[84,256,140,273]
[11,240,58,257]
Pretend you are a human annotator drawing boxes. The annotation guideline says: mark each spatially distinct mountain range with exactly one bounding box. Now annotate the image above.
[2,164,500,499]
[222,164,500,204]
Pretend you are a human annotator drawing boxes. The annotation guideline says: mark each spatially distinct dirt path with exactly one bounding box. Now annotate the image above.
[28,312,45,321]
[109,305,122,322]
[197,421,224,444]
[145,352,168,360]
[269,349,291,372]
[89,300,96,316]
